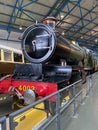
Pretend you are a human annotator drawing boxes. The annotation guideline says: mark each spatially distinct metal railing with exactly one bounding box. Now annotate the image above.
[0,116,6,130]
[8,72,97,130]
[0,72,97,130]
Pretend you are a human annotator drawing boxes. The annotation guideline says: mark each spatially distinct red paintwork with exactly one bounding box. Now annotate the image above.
[0,75,58,101]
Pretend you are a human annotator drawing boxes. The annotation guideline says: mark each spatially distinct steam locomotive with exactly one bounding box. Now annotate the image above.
[0,17,97,110]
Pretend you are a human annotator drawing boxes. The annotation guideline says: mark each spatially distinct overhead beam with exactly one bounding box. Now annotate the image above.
[54,0,71,17]
[22,10,36,22]
[7,0,19,31]
[0,24,23,33]
[78,24,98,40]
[56,0,82,26]
[45,0,60,17]
[21,0,39,9]
[66,3,98,33]
[71,14,98,37]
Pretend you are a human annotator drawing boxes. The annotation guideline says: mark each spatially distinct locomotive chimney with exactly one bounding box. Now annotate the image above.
[43,16,58,29]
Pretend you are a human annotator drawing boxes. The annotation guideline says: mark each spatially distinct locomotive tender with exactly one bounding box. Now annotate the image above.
[0,17,97,108]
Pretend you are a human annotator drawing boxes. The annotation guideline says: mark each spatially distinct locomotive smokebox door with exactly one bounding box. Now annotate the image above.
[22,23,56,63]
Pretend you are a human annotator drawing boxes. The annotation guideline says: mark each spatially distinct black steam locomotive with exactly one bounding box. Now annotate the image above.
[20,17,96,83]
[0,17,97,113]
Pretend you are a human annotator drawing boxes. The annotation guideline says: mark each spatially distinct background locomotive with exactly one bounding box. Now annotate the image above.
[0,17,97,111]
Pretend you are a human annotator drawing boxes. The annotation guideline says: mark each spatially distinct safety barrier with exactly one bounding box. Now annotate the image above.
[0,116,6,130]
[8,72,97,130]
[0,72,97,130]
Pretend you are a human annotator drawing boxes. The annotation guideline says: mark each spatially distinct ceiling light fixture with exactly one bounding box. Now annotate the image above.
[62,31,65,35]
[80,36,83,39]
[61,15,64,18]
[95,38,98,43]
[72,40,76,44]
[19,25,22,30]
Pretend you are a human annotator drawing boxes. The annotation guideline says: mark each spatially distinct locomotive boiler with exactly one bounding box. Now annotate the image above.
[22,17,84,65]
[0,17,96,110]
[21,17,94,82]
